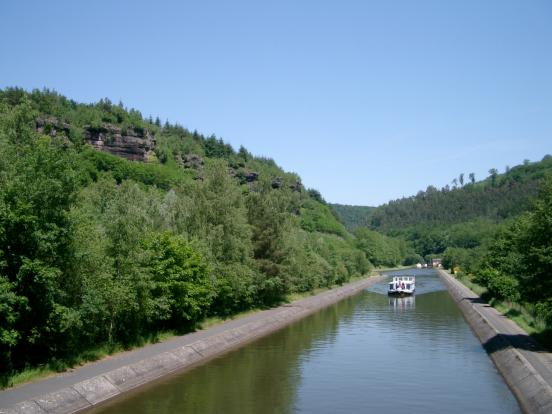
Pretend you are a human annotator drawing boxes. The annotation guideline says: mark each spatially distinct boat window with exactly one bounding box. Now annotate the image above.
[407,284,410,289]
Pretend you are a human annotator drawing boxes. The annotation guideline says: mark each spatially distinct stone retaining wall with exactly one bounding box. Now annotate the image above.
[437,269,552,414]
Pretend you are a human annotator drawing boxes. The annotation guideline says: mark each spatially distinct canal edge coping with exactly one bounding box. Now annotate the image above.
[0,274,385,414]
[437,269,552,414]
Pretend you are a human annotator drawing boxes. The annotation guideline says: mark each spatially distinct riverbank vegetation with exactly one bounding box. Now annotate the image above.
[333,158,552,348]
[0,88,416,387]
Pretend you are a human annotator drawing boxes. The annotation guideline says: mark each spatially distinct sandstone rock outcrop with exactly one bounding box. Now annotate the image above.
[271,177,283,189]
[36,117,71,137]
[181,154,204,169]
[84,124,155,162]
[36,118,156,162]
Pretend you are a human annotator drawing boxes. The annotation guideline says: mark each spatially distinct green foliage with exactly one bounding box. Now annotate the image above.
[329,204,375,231]
[0,103,84,367]
[335,151,552,337]
[0,276,23,371]
[247,181,293,303]
[80,147,192,189]
[402,253,424,266]
[0,87,381,378]
[168,160,256,315]
[335,157,552,334]
[442,247,478,273]
[371,157,551,232]
[516,176,552,302]
[203,135,234,159]
[210,262,256,316]
[142,232,214,328]
[470,176,552,326]
[473,268,519,301]
[300,198,348,237]
[4,86,550,376]
[535,300,552,326]
[354,228,406,267]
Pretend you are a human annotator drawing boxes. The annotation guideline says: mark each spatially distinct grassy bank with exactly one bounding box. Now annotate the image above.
[453,271,552,351]
[1,270,387,390]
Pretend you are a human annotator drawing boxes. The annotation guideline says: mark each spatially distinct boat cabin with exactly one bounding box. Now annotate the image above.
[388,276,416,296]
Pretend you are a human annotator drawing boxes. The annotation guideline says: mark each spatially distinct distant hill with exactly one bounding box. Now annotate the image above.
[371,156,552,233]
[329,204,375,232]
[332,156,552,234]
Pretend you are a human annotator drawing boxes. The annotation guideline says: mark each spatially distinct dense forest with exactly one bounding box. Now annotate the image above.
[1,87,549,381]
[375,160,549,229]
[332,157,552,259]
[334,157,552,234]
[328,204,375,232]
[332,158,552,335]
[0,88,418,382]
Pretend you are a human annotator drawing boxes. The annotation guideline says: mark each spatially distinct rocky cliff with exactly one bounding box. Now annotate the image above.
[84,124,155,162]
[36,117,156,162]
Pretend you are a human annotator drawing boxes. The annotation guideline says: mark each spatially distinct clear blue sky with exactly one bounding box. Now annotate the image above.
[1,0,551,206]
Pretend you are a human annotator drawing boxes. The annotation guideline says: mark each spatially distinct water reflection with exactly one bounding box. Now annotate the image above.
[88,296,360,414]
[88,269,520,414]
[388,295,415,311]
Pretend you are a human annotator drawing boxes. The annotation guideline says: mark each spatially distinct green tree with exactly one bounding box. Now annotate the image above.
[489,168,498,187]
[0,103,82,366]
[516,176,552,304]
[165,160,257,314]
[143,232,214,329]
[354,227,401,267]
[247,181,293,303]
[0,275,24,371]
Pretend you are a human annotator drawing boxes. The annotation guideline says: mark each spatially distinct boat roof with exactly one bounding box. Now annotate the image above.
[389,276,415,283]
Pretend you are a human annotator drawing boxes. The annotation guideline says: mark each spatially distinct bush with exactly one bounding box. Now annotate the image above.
[402,253,424,266]
[535,300,552,326]
[474,268,519,301]
[142,232,215,329]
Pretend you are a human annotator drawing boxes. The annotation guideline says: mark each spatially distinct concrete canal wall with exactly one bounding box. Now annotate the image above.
[0,275,385,414]
[437,269,552,414]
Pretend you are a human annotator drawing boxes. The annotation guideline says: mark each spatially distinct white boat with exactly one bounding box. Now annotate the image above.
[388,276,415,296]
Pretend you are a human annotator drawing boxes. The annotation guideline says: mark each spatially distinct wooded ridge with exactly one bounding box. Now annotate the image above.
[0,88,417,384]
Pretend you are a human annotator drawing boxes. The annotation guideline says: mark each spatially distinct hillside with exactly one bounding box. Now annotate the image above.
[331,158,552,338]
[370,157,552,233]
[0,87,421,381]
[328,204,375,232]
[332,156,552,235]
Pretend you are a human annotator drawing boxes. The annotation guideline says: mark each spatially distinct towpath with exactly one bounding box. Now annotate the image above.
[0,275,384,413]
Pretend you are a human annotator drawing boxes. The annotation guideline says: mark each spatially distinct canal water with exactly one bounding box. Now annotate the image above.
[88,269,520,414]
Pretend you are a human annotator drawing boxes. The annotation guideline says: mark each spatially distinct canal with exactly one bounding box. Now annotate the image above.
[88,269,520,413]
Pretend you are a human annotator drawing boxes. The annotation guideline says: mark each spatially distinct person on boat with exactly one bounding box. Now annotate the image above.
[401,282,405,289]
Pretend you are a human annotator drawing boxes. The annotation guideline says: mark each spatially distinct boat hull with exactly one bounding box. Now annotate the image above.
[388,290,415,297]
